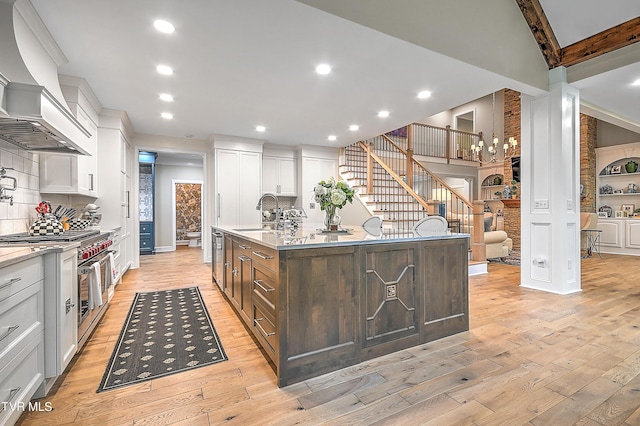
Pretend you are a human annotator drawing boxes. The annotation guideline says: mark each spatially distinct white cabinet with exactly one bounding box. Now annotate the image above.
[97,111,134,279]
[596,143,640,256]
[0,256,45,425]
[263,156,296,196]
[215,149,261,228]
[42,248,77,382]
[40,83,99,197]
[300,150,338,224]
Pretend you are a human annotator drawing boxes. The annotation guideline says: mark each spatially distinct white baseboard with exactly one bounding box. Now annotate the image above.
[468,262,488,276]
[155,246,174,253]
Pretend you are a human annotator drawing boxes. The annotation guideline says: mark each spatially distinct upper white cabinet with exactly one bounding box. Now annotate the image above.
[97,110,134,280]
[263,155,296,196]
[596,142,640,256]
[215,146,261,228]
[40,78,100,196]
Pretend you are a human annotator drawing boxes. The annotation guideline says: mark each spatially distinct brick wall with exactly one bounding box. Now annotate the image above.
[502,202,521,250]
[580,114,597,212]
[503,89,522,183]
[502,89,521,249]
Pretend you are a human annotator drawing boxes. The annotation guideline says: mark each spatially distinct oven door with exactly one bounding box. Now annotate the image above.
[77,250,111,346]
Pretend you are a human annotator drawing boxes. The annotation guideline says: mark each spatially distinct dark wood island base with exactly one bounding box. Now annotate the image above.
[218,227,469,387]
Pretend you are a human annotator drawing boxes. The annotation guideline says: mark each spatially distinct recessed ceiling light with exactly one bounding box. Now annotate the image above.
[256,125,266,132]
[153,19,175,34]
[417,90,432,99]
[159,93,174,102]
[316,64,331,75]
[378,110,390,118]
[161,112,173,119]
[349,125,359,131]
[633,79,640,86]
[156,65,173,75]
[328,135,337,141]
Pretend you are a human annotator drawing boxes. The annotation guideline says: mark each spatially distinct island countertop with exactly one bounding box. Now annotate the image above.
[215,223,468,250]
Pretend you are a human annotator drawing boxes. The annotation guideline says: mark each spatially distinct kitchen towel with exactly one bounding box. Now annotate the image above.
[88,262,103,309]
[105,252,117,288]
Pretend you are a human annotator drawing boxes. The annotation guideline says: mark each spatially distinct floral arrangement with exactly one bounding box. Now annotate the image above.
[314,177,355,211]
[314,177,355,229]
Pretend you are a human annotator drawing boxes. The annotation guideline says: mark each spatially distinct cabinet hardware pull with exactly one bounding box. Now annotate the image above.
[217,194,221,219]
[232,267,238,277]
[89,173,94,191]
[126,191,130,218]
[254,318,275,336]
[0,277,21,290]
[252,251,273,260]
[224,261,231,268]
[0,325,19,342]
[6,386,21,404]
[254,279,275,293]
[239,255,252,262]
[239,244,252,250]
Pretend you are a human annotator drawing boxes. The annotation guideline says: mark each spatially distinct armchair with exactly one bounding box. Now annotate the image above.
[484,212,512,259]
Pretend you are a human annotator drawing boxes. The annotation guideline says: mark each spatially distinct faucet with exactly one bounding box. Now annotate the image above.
[256,193,281,229]
[0,167,16,206]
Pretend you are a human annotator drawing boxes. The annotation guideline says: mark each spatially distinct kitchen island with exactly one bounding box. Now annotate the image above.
[215,224,469,387]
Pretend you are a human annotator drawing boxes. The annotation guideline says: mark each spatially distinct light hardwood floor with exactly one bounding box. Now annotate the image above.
[17,248,640,426]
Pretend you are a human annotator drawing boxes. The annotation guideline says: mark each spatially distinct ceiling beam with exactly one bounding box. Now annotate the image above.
[515,0,562,68]
[517,1,640,69]
[561,17,640,67]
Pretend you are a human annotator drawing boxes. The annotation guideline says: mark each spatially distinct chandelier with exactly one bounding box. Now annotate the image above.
[471,92,518,163]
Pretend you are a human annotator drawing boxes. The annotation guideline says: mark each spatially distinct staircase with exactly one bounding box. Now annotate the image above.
[339,125,487,267]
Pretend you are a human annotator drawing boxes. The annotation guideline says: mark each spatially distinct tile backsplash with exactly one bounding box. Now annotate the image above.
[0,140,41,234]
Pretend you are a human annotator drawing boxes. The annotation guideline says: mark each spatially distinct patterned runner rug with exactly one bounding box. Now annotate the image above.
[97,287,227,392]
[487,249,521,266]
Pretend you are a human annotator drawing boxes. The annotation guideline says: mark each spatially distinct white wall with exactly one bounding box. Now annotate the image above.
[0,140,41,234]
[154,164,203,250]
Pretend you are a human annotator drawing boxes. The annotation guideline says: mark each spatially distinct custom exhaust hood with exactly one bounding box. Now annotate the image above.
[0,0,91,155]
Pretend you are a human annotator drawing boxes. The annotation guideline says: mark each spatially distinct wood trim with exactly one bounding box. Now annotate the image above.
[502,198,521,208]
[515,0,562,68]
[560,17,640,67]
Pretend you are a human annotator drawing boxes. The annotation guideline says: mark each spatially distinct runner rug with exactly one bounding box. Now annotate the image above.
[97,287,227,392]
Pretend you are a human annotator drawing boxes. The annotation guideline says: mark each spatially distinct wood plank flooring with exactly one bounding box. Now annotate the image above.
[16,248,640,425]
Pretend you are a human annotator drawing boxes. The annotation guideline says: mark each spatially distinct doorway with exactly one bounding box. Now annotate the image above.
[172,180,203,250]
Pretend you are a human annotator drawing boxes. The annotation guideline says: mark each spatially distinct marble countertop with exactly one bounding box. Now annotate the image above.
[0,244,72,268]
[215,223,468,250]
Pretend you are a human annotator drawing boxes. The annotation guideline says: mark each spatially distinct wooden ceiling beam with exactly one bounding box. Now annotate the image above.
[515,0,562,68]
[560,16,640,67]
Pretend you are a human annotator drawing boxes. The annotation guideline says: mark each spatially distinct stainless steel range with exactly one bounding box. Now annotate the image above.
[0,229,115,349]
[0,229,100,244]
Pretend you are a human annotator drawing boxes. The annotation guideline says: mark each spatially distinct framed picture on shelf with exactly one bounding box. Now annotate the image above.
[611,165,622,174]
[615,210,624,218]
[622,204,635,215]
[597,211,609,218]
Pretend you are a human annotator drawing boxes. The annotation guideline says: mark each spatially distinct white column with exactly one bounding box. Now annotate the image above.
[521,67,581,294]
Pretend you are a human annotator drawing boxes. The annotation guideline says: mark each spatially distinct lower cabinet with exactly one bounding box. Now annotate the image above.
[42,249,78,384]
[598,219,640,255]
[140,221,155,255]
[0,256,45,425]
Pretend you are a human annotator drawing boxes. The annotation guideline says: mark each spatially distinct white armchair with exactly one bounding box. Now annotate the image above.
[484,212,512,259]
